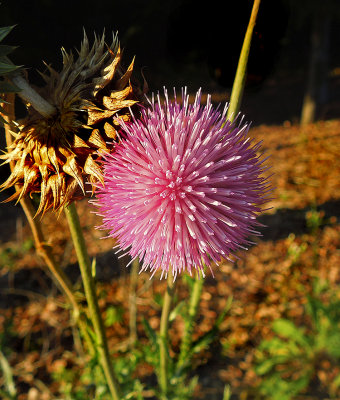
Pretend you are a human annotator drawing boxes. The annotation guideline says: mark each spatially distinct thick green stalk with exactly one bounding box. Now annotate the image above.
[158,269,176,399]
[226,0,261,121]
[177,273,204,370]
[64,203,121,400]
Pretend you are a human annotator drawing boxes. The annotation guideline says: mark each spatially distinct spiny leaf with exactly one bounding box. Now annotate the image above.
[0,26,16,43]
[0,81,20,93]
[0,61,20,75]
[0,45,18,58]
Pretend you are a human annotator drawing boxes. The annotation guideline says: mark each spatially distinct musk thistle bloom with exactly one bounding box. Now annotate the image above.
[94,88,270,279]
[0,32,140,215]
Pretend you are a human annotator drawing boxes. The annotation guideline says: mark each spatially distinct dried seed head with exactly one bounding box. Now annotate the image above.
[1,31,141,215]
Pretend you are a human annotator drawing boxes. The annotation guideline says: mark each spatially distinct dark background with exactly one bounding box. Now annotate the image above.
[1,0,340,125]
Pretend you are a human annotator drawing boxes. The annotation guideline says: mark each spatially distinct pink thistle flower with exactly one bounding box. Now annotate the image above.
[94,88,270,279]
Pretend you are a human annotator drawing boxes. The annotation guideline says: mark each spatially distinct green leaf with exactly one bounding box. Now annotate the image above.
[288,374,311,395]
[0,45,17,58]
[91,257,97,278]
[0,81,20,93]
[259,337,289,353]
[0,62,20,75]
[153,292,163,307]
[104,306,123,326]
[331,373,340,391]
[0,26,16,43]
[255,356,289,375]
[272,319,310,347]
[0,101,11,108]
[215,295,233,327]
[0,351,17,397]
[324,333,340,358]
[306,296,326,328]
[169,300,185,322]
[223,384,231,400]
[188,328,216,357]
[142,317,159,350]
[0,388,16,400]
[182,274,195,290]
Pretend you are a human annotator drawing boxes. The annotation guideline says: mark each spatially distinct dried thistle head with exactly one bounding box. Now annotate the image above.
[1,31,141,216]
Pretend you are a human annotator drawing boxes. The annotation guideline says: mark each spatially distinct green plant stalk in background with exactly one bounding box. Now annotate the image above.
[177,274,204,370]
[129,257,139,347]
[158,269,176,399]
[64,203,121,400]
[226,0,261,121]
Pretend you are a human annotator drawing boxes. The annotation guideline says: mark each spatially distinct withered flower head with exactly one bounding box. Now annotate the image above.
[1,31,140,215]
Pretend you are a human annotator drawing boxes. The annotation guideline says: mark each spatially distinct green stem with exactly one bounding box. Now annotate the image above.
[129,258,139,347]
[226,0,261,121]
[159,269,176,399]
[177,273,204,370]
[64,203,121,400]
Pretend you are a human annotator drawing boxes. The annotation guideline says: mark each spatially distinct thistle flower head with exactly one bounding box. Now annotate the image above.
[1,31,141,215]
[94,88,270,279]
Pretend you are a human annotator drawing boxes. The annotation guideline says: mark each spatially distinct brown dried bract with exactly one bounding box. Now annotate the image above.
[0,31,141,216]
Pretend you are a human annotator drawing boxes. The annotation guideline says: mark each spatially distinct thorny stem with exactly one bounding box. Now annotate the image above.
[1,94,95,356]
[226,0,261,121]
[159,269,176,399]
[11,73,57,118]
[177,273,204,371]
[64,203,121,400]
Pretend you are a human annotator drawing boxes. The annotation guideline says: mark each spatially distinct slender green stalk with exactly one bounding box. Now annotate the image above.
[158,269,176,399]
[226,0,261,121]
[0,351,16,397]
[64,203,121,400]
[129,258,139,347]
[177,273,204,370]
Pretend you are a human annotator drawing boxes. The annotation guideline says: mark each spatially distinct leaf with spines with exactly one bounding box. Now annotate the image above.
[0,25,16,42]
[0,24,21,124]
[0,25,21,77]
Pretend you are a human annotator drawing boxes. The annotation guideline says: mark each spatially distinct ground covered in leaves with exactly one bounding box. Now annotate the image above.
[0,117,339,399]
